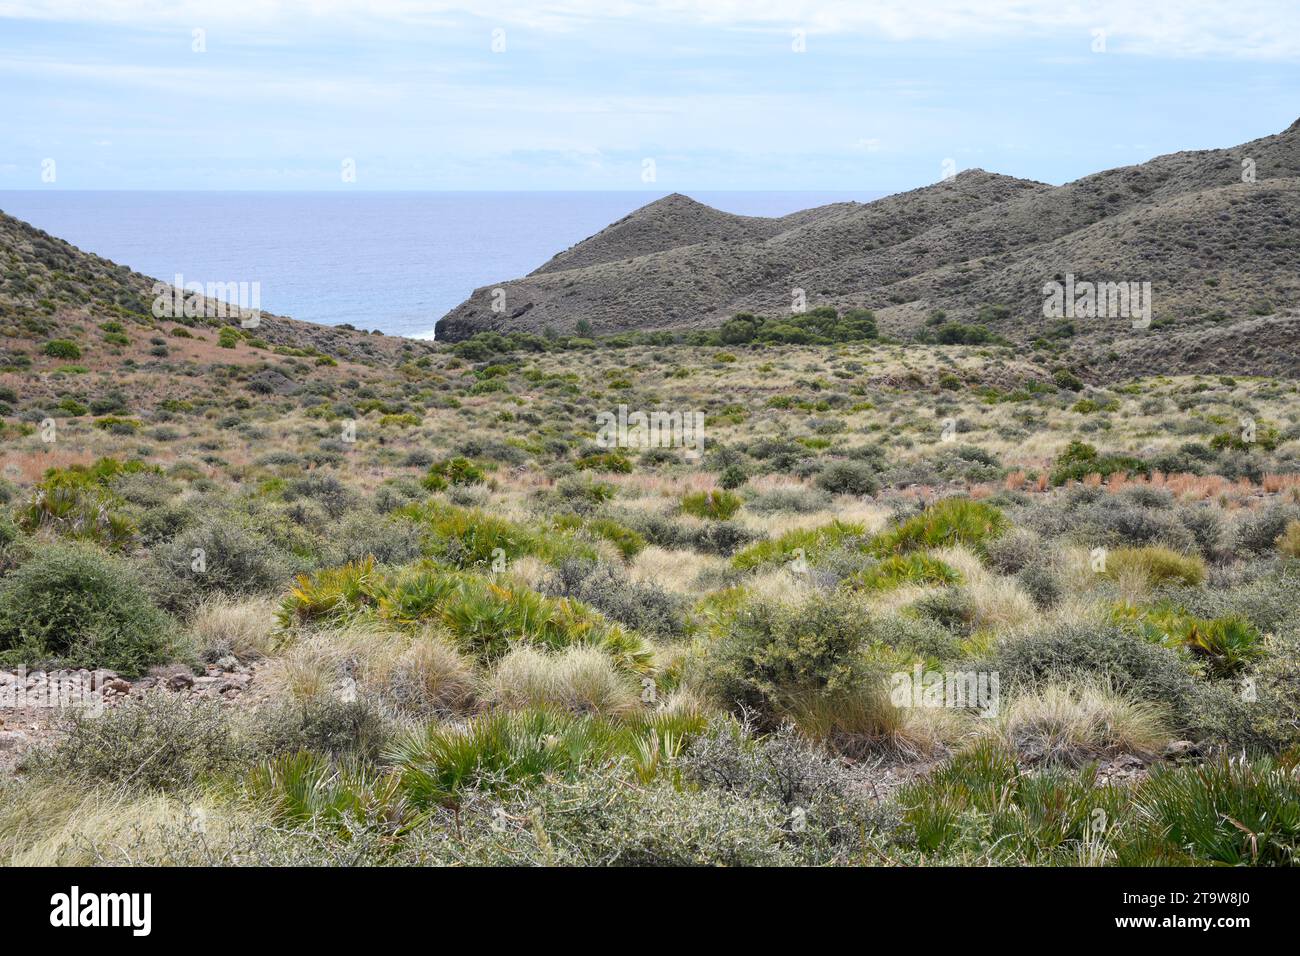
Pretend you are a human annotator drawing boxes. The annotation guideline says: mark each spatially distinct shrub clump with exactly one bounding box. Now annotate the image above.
[700,592,900,753]
[0,542,174,676]
[680,489,743,520]
[982,619,1198,727]
[43,339,82,359]
[1049,441,1146,485]
[31,694,246,790]
[1099,545,1206,587]
[871,498,1007,557]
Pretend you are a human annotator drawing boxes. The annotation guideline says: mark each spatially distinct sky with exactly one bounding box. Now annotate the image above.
[1,0,1298,192]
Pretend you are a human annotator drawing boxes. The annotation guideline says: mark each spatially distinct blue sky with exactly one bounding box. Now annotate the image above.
[1,1,1297,192]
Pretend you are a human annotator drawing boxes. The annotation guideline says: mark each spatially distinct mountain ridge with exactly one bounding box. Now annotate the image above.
[436,120,1300,371]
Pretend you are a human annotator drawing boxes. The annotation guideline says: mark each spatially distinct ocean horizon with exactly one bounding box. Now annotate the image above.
[0,190,888,340]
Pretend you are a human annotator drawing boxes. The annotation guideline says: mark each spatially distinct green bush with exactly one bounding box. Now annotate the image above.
[681,489,743,521]
[16,483,136,551]
[732,520,867,571]
[421,456,485,491]
[718,464,748,490]
[551,514,646,560]
[401,501,596,569]
[1129,755,1300,866]
[900,744,1300,865]
[0,542,175,675]
[702,591,885,733]
[387,706,705,807]
[900,741,1124,863]
[815,461,879,496]
[151,518,291,612]
[442,763,840,866]
[984,619,1198,726]
[1050,441,1146,485]
[871,498,1007,557]
[43,339,82,359]
[847,553,961,592]
[1100,545,1205,587]
[32,695,246,791]
[574,452,633,474]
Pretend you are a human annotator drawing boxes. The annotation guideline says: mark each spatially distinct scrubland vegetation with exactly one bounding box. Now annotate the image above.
[4,298,1300,867]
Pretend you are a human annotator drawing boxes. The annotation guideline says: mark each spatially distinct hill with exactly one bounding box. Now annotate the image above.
[437,119,1300,376]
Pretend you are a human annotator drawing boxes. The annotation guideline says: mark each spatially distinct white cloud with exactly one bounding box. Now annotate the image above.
[2,0,1298,59]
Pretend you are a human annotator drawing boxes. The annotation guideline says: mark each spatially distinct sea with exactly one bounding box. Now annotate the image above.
[0,191,885,340]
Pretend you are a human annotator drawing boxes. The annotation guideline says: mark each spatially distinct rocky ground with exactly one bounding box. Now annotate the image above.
[0,662,263,774]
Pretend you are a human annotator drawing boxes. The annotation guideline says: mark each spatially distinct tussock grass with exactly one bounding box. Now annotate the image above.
[0,779,241,866]
[488,645,640,717]
[990,682,1170,765]
[189,595,280,660]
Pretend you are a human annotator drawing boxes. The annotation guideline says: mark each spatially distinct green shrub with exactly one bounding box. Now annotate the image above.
[152,519,291,612]
[0,542,174,675]
[552,514,646,559]
[732,520,867,571]
[1100,545,1205,586]
[1130,755,1300,866]
[1050,441,1146,485]
[243,751,410,833]
[847,553,961,592]
[574,452,633,474]
[900,744,1300,865]
[701,592,895,749]
[15,482,136,551]
[871,498,1007,557]
[92,415,141,432]
[402,501,596,569]
[544,559,687,639]
[681,489,743,521]
[278,556,382,627]
[387,707,705,807]
[1051,368,1084,391]
[984,619,1198,726]
[43,339,82,359]
[280,561,654,675]
[437,763,840,866]
[251,697,394,764]
[718,464,748,489]
[31,695,246,791]
[900,741,1125,863]
[815,461,879,496]
[421,456,484,491]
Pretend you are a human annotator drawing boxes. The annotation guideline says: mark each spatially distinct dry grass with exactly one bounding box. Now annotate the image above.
[382,628,479,717]
[0,780,243,866]
[188,596,280,660]
[487,645,640,717]
[627,544,726,594]
[989,682,1170,765]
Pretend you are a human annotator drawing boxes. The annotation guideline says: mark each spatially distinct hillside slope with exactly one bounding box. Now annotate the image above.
[438,119,1300,364]
[0,207,437,421]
